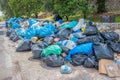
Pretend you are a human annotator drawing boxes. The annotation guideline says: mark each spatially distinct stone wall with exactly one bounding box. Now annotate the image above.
[89,0,120,11]
[105,0,120,11]
[93,23,120,31]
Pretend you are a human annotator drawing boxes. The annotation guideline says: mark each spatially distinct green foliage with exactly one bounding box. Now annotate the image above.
[0,16,2,21]
[116,16,120,22]
[0,0,14,18]
[53,0,78,20]
[9,0,43,18]
[43,0,54,12]
[0,0,96,19]
[75,0,97,19]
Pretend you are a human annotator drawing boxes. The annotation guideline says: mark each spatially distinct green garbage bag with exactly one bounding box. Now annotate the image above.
[41,45,62,57]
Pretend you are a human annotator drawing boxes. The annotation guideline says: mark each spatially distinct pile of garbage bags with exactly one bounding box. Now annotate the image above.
[6,18,120,70]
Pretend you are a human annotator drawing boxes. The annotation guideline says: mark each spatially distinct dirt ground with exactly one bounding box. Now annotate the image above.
[0,27,120,80]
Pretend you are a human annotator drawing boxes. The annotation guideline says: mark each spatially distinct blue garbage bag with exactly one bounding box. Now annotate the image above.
[12,22,20,29]
[58,19,64,24]
[66,43,93,61]
[44,23,56,31]
[24,27,37,39]
[8,18,16,24]
[17,17,24,22]
[29,19,37,27]
[71,36,78,42]
[16,28,25,37]
[37,23,56,37]
[61,21,78,29]
[38,28,54,37]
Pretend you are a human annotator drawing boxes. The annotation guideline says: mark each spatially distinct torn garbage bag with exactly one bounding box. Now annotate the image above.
[16,40,31,52]
[71,54,87,66]
[107,40,120,53]
[83,25,98,36]
[43,54,64,67]
[41,45,62,57]
[57,40,76,50]
[93,42,114,60]
[100,32,119,41]
[66,43,93,61]
[31,44,42,59]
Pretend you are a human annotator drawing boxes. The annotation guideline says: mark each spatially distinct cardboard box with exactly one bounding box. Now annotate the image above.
[99,59,113,74]
[99,59,120,77]
[105,63,120,77]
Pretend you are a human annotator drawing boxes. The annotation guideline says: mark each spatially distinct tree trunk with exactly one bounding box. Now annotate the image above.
[35,13,38,18]
[83,14,86,19]
[83,11,87,19]
[66,16,69,21]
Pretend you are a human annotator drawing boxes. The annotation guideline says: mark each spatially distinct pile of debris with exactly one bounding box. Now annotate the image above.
[6,17,120,77]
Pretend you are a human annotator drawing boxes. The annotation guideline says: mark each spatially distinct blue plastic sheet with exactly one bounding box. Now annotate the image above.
[66,42,93,61]
[61,21,78,29]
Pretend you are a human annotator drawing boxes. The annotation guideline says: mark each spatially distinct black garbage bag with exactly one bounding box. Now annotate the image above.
[12,34,20,42]
[86,21,92,27]
[6,28,13,37]
[54,14,62,21]
[83,25,98,36]
[31,44,42,59]
[9,31,16,40]
[107,40,120,53]
[57,28,72,41]
[93,42,114,60]
[77,35,101,44]
[101,32,119,41]
[71,54,87,66]
[44,36,54,45]
[83,56,98,68]
[61,46,70,54]
[16,40,31,52]
[38,42,47,49]
[44,54,64,67]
